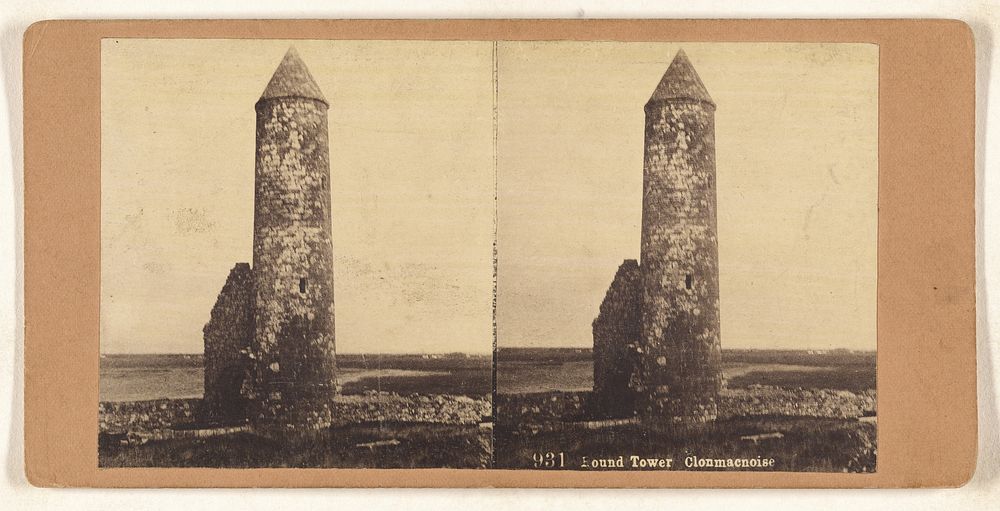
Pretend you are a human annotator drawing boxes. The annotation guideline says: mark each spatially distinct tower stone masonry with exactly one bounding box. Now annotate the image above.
[244,47,338,431]
[638,49,723,425]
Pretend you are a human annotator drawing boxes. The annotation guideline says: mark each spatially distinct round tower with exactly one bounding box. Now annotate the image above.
[638,49,723,425]
[246,47,338,431]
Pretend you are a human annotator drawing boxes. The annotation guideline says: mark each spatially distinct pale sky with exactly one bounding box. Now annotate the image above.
[101,39,495,354]
[496,42,878,351]
[101,40,877,355]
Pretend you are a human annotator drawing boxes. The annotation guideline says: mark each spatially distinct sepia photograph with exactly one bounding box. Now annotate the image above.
[17,14,982,494]
[97,38,878,472]
[99,40,496,468]
[494,42,878,472]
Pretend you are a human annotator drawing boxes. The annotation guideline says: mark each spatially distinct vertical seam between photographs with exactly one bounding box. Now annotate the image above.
[490,39,499,469]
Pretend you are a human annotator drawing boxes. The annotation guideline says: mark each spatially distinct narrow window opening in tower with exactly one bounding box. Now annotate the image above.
[685,274,693,290]
[299,278,307,294]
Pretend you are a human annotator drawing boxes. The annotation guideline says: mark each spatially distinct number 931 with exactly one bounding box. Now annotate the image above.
[531,451,565,468]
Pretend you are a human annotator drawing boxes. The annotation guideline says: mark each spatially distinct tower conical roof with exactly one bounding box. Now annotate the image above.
[647,49,714,107]
[258,47,327,105]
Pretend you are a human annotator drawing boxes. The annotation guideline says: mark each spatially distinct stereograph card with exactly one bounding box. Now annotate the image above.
[22,19,976,488]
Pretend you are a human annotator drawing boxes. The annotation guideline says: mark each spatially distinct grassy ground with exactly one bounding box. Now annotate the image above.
[494,416,875,472]
[338,354,491,395]
[340,367,490,395]
[100,422,490,468]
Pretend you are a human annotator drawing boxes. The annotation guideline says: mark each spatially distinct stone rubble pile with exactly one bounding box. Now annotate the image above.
[331,391,491,426]
[99,399,201,434]
[496,385,876,426]
[100,392,491,436]
[718,385,876,420]
[495,392,589,424]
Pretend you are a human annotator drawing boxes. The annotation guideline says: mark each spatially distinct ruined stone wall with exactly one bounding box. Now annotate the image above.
[495,392,590,426]
[718,387,877,421]
[100,394,491,436]
[248,95,338,431]
[592,259,642,419]
[494,388,876,429]
[638,97,723,424]
[202,263,254,422]
[333,392,491,426]
[100,399,201,435]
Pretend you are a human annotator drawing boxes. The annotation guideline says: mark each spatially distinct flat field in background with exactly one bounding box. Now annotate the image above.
[100,353,492,402]
[497,347,876,394]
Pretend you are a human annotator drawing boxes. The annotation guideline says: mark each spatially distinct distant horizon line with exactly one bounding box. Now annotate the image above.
[100,346,876,355]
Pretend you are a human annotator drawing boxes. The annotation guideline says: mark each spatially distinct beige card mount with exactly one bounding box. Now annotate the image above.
[23,19,976,488]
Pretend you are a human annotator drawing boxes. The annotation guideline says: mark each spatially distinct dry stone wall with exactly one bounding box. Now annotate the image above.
[99,394,490,438]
